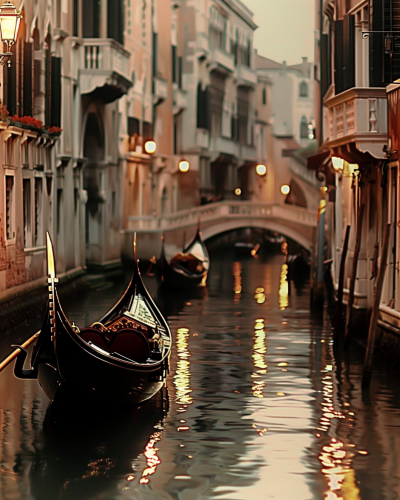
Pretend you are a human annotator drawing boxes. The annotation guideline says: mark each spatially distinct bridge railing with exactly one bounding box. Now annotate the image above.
[126,201,317,232]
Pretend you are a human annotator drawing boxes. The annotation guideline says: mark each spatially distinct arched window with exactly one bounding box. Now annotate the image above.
[300,116,308,138]
[299,81,308,97]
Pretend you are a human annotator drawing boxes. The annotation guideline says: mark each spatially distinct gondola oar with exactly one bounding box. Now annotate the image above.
[0,331,40,373]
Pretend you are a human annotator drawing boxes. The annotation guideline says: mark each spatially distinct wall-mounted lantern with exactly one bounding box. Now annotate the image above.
[255,164,267,177]
[280,184,290,196]
[0,1,22,67]
[144,139,156,155]
[178,159,189,173]
[234,187,241,196]
[332,156,344,173]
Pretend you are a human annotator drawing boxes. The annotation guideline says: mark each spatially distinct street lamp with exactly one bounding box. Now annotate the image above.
[144,138,156,155]
[280,184,290,195]
[255,164,267,177]
[0,0,22,67]
[332,156,344,173]
[178,159,189,173]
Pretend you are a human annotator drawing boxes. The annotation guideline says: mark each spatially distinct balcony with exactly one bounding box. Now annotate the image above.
[79,39,132,103]
[239,143,256,162]
[153,76,168,105]
[172,84,188,114]
[197,33,209,57]
[324,87,387,159]
[211,136,239,157]
[236,65,257,87]
[209,48,235,75]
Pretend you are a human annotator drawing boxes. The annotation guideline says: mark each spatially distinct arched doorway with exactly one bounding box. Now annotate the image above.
[83,111,105,264]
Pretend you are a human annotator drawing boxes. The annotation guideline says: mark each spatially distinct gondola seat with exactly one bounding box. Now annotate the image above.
[80,328,150,363]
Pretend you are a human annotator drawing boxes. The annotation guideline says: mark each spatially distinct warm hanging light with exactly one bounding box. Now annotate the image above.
[280,184,290,195]
[234,187,241,196]
[332,156,344,172]
[144,139,156,155]
[0,0,22,67]
[178,159,189,173]
[255,164,267,176]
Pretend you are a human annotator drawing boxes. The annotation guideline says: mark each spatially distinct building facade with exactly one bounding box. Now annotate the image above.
[311,0,400,341]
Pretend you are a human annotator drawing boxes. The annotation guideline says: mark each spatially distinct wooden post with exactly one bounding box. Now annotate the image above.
[362,222,391,389]
[344,203,365,347]
[335,224,351,333]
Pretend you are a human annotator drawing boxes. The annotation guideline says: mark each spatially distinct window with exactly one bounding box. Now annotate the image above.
[172,45,177,84]
[34,177,43,245]
[5,175,15,240]
[300,116,308,138]
[299,81,308,97]
[73,0,79,36]
[23,179,31,247]
[262,87,267,105]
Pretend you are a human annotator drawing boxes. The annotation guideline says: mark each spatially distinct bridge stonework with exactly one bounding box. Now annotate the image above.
[122,201,317,260]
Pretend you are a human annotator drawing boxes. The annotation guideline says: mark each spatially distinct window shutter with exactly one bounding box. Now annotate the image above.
[45,49,51,125]
[370,0,384,86]
[5,62,17,116]
[23,41,33,117]
[334,20,344,94]
[73,0,79,36]
[343,14,355,90]
[320,34,330,98]
[178,56,183,89]
[51,57,61,127]
[172,45,177,84]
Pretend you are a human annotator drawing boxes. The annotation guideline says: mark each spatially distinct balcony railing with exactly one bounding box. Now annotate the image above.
[153,76,168,105]
[80,39,131,102]
[236,64,257,87]
[324,87,387,158]
[209,48,235,74]
[172,84,188,114]
[126,201,317,233]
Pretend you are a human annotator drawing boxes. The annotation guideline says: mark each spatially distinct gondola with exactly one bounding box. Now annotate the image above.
[157,224,210,289]
[12,233,172,406]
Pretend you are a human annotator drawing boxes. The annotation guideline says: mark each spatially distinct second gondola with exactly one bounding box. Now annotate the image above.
[157,225,210,289]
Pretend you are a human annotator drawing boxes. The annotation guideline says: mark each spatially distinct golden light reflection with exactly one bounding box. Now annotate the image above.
[251,318,267,398]
[139,431,162,484]
[232,261,242,301]
[316,369,362,499]
[254,287,266,304]
[174,327,193,413]
[279,263,289,310]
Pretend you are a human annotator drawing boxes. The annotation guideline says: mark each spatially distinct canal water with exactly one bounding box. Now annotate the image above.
[1,246,400,499]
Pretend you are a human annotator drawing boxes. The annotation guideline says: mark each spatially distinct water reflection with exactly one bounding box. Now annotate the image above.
[251,318,267,399]
[174,327,193,413]
[3,249,400,499]
[279,263,289,310]
[29,389,169,499]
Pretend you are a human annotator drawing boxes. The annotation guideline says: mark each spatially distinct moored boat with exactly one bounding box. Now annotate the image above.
[12,233,172,406]
[157,224,210,288]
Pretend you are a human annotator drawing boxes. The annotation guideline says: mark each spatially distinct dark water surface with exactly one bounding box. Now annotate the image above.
[1,248,400,499]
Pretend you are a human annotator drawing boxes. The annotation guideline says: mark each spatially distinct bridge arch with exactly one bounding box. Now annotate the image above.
[201,219,312,252]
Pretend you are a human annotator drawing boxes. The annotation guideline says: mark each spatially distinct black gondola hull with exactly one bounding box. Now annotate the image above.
[54,313,168,405]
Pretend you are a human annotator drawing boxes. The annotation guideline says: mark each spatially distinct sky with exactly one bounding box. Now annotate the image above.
[242,0,315,65]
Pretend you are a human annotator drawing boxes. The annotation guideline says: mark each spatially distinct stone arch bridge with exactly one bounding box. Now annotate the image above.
[122,201,318,260]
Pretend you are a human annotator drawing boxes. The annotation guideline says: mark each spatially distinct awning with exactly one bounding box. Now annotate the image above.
[307,150,330,171]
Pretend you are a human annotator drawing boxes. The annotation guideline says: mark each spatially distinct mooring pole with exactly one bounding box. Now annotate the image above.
[312,187,327,310]
[335,224,351,336]
[344,203,365,347]
[362,222,391,389]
